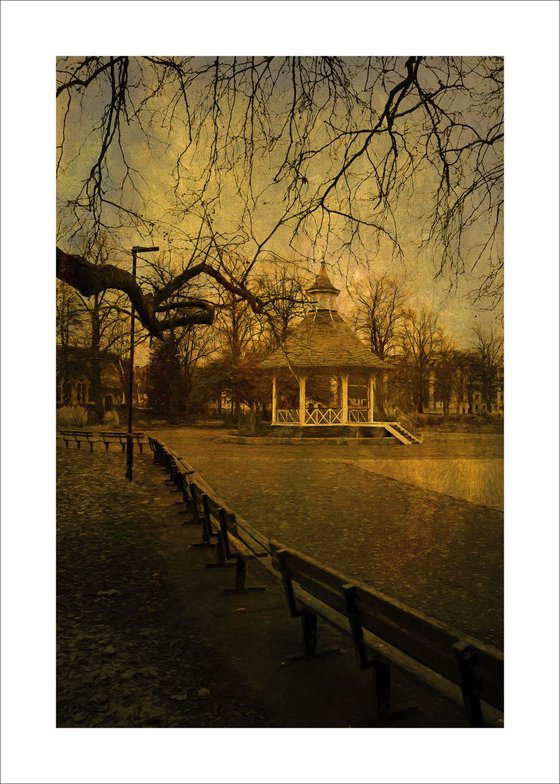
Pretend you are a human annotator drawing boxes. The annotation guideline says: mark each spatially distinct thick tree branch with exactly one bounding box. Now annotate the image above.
[56,246,263,338]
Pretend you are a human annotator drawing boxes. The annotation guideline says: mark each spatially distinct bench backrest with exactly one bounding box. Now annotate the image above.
[269,539,503,713]
[270,541,348,614]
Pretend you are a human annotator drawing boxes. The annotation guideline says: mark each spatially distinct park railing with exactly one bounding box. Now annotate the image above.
[147,435,503,727]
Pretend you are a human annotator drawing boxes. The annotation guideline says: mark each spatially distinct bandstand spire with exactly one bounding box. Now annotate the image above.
[307,261,340,311]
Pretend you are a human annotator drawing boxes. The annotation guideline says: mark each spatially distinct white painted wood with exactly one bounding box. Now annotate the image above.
[298,375,307,426]
[271,372,277,425]
[341,373,349,424]
[368,374,375,422]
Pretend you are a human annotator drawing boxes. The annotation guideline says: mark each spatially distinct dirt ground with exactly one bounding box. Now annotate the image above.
[57,447,276,727]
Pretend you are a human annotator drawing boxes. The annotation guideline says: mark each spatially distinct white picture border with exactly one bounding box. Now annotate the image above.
[1,2,558,783]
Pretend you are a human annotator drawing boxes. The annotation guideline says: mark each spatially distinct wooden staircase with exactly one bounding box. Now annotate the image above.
[384,421,422,445]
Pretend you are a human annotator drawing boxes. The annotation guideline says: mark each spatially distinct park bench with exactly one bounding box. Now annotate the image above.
[98,431,145,453]
[59,430,101,452]
[269,540,503,727]
[150,437,268,591]
[60,429,145,452]
[193,486,268,591]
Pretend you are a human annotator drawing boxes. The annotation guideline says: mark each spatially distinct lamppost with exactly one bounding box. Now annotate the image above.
[126,245,159,481]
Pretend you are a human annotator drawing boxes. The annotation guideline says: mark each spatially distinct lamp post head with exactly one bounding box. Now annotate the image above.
[132,246,159,253]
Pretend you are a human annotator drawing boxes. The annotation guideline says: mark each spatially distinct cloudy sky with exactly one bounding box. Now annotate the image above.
[57,56,503,348]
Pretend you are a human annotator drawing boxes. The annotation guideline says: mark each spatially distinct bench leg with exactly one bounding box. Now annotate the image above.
[235,555,247,590]
[105,442,110,452]
[77,441,81,449]
[454,642,484,727]
[178,486,198,525]
[223,555,266,593]
[89,441,94,452]
[371,658,391,720]
[283,610,340,663]
[205,534,236,570]
[189,501,217,548]
[212,531,227,566]
[302,610,317,660]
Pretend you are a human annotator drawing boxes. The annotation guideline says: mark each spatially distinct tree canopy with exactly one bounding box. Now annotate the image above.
[57,56,503,337]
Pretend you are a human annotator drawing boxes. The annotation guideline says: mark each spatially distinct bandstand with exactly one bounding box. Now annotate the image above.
[259,262,420,444]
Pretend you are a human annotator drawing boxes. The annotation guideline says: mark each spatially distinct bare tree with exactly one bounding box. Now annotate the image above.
[56,281,83,352]
[147,324,214,418]
[352,273,406,360]
[213,286,264,418]
[56,240,263,340]
[471,325,504,412]
[255,261,311,348]
[57,233,132,417]
[400,307,444,413]
[57,56,504,321]
[433,339,459,416]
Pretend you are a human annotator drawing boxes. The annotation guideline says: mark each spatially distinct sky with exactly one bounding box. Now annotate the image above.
[56,56,504,350]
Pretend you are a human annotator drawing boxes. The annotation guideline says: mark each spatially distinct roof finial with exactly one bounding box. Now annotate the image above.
[307,259,340,311]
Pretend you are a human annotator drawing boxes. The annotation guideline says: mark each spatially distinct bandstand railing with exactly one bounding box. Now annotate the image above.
[305,407,342,425]
[276,408,373,425]
[276,408,299,424]
[348,408,368,423]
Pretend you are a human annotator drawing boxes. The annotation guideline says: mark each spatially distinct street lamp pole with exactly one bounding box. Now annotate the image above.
[126,245,159,481]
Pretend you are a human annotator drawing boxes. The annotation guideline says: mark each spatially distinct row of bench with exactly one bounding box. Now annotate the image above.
[148,435,504,727]
[59,430,146,452]
[148,437,268,592]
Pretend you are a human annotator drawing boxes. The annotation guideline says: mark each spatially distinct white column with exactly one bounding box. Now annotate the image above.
[428,372,436,411]
[271,372,277,425]
[380,370,389,415]
[368,374,376,423]
[341,373,349,424]
[298,375,307,426]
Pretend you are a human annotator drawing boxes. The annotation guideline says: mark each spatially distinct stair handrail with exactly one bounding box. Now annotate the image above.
[394,407,421,437]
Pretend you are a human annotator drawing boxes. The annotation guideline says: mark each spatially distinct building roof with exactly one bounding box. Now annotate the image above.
[259,310,386,371]
[307,261,340,297]
[56,345,121,364]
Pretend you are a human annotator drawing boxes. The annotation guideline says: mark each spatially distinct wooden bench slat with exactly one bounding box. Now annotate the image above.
[270,542,349,590]
[269,539,503,719]
[271,541,464,681]
[350,586,461,681]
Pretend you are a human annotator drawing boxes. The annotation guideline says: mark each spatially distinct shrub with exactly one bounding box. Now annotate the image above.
[102,409,120,427]
[57,405,88,428]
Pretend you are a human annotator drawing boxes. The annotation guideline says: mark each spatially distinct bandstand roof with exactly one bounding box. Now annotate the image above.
[259,309,386,371]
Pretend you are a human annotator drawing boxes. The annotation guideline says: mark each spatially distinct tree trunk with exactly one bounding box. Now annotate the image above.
[90,295,104,422]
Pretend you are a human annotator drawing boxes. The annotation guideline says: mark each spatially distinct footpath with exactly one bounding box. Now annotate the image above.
[57,445,470,728]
